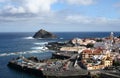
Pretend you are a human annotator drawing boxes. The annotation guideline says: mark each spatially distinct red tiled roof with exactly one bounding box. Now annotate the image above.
[82,49,102,54]
[93,49,102,54]
[82,49,92,54]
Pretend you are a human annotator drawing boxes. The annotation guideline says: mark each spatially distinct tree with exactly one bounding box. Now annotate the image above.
[113,61,120,66]
[96,39,103,42]
[86,43,94,48]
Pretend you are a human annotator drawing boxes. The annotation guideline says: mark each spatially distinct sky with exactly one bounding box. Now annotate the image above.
[0,0,120,32]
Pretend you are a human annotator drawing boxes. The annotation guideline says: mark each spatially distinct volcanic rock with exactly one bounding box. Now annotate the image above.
[33,29,57,39]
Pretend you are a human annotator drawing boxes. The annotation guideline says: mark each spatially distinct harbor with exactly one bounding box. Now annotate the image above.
[8,55,89,78]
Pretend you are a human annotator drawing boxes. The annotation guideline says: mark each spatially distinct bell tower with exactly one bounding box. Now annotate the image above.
[110,32,114,44]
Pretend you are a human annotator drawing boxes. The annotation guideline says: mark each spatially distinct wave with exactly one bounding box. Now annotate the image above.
[23,36,34,39]
[0,50,50,57]
[34,42,48,45]
[31,46,48,50]
[60,38,64,39]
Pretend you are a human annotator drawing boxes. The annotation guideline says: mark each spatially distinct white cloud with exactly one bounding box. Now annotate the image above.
[66,15,91,23]
[0,0,120,32]
[0,0,119,28]
[0,0,57,14]
[65,15,120,25]
[0,0,6,2]
[114,2,120,7]
[65,0,95,5]
[24,0,57,13]
[3,5,25,14]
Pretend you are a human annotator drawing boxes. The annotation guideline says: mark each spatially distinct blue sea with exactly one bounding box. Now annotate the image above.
[0,32,120,78]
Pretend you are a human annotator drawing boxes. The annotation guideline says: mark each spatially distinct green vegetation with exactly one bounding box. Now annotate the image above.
[92,74,101,78]
[86,43,94,48]
[96,39,103,42]
[113,61,120,66]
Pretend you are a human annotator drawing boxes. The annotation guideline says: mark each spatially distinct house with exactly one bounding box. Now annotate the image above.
[81,49,113,70]
[81,49,103,59]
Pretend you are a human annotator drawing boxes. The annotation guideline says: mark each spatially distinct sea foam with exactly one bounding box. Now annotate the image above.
[0,50,49,57]
[23,36,34,39]
[31,46,48,50]
[34,42,48,45]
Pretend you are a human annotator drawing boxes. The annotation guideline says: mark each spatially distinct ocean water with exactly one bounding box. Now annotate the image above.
[0,32,120,78]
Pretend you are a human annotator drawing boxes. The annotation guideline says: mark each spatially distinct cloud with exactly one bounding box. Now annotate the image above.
[0,0,96,18]
[0,0,5,2]
[114,2,120,7]
[65,15,120,25]
[0,0,119,27]
[114,2,120,13]
[0,0,57,14]
[2,5,25,14]
[0,0,9,2]
[23,0,57,13]
[64,0,95,5]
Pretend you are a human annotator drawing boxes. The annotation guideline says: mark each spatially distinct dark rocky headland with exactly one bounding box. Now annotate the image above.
[33,29,57,39]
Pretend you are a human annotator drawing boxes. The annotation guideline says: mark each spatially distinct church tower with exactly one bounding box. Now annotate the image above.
[110,32,114,45]
[109,32,115,52]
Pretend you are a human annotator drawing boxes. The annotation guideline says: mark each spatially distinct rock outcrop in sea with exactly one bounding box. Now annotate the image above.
[33,29,57,39]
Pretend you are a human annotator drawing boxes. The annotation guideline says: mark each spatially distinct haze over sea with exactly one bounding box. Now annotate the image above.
[0,32,120,78]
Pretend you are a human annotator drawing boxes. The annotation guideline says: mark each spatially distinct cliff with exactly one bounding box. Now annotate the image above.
[33,29,57,39]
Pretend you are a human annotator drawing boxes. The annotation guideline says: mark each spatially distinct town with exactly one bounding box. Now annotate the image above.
[8,32,120,78]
